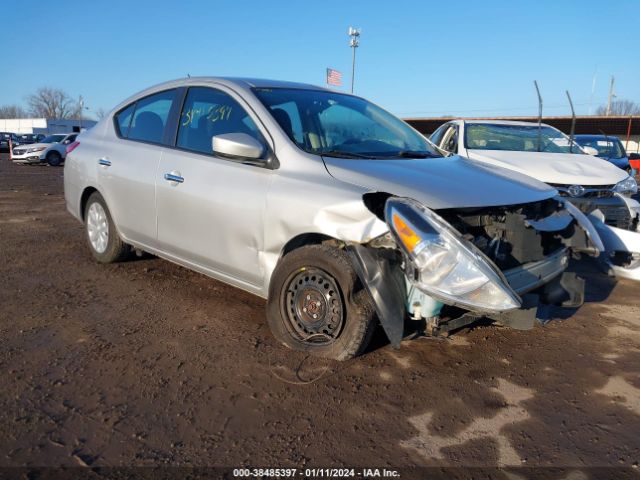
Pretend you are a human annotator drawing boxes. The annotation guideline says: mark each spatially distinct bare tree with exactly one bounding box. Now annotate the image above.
[94,108,108,120]
[596,99,640,116]
[26,87,81,119]
[0,104,27,118]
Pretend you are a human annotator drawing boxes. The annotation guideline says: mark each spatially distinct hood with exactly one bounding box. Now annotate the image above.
[16,142,49,150]
[466,149,628,186]
[322,155,556,210]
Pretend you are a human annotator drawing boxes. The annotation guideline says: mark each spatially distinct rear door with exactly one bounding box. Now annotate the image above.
[155,85,273,288]
[96,89,178,247]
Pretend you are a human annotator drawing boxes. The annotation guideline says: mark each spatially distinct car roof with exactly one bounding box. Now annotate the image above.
[143,76,330,94]
[460,119,555,128]
[220,77,330,90]
[110,76,340,115]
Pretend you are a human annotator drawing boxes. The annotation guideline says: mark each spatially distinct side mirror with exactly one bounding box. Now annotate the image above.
[212,133,265,160]
[582,146,599,156]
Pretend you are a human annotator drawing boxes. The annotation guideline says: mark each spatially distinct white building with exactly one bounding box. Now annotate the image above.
[0,118,97,134]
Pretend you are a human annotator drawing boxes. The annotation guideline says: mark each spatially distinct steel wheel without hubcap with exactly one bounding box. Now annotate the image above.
[283,268,345,345]
[268,244,377,360]
[87,202,109,253]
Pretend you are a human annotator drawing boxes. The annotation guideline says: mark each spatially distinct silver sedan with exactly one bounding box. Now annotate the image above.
[64,77,600,360]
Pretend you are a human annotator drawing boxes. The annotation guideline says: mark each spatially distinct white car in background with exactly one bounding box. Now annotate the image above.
[11,133,78,166]
[429,119,640,280]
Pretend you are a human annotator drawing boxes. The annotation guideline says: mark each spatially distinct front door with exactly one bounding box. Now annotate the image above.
[155,86,273,288]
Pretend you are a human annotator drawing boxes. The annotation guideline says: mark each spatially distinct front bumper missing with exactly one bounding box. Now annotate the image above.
[503,248,569,295]
[348,244,584,345]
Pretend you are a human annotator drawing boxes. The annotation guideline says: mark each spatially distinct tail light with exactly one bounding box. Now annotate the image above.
[66,141,80,154]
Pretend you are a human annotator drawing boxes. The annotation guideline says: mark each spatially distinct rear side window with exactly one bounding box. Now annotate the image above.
[115,103,135,138]
[115,89,176,144]
[176,87,262,155]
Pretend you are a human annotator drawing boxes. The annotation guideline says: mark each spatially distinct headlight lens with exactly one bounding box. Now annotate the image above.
[27,147,46,153]
[613,175,638,195]
[386,197,521,312]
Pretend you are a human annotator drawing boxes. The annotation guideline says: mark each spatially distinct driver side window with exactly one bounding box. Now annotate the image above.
[318,104,397,148]
[176,87,263,155]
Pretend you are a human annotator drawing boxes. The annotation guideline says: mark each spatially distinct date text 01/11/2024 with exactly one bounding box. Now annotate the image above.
[232,468,401,478]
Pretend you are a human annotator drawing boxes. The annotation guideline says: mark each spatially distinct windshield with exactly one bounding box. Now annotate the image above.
[465,123,584,154]
[253,88,440,159]
[41,134,66,144]
[575,137,626,159]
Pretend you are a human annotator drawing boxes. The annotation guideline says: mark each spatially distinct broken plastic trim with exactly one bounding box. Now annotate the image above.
[557,197,605,254]
[347,244,406,347]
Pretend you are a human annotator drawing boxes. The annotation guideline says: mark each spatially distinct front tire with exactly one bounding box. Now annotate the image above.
[267,244,377,361]
[84,192,129,263]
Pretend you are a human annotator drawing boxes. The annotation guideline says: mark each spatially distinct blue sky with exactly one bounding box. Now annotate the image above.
[1,0,638,119]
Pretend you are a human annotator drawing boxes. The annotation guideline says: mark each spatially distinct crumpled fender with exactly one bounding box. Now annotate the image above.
[588,210,640,281]
[557,197,605,254]
[615,194,640,229]
[588,211,640,254]
[260,172,389,297]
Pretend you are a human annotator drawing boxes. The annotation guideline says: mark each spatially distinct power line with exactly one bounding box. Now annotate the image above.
[397,100,599,116]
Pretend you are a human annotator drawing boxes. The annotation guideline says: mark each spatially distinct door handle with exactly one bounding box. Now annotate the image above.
[98,158,111,167]
[164,172,184,184]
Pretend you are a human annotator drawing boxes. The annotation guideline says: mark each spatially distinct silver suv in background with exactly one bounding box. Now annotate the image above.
[12,133,78,166]
[64,77,601,360]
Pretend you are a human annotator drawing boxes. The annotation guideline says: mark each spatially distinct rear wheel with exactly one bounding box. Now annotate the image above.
[84,192,129,263]
[267,244,377,361]
[47,151,62,166]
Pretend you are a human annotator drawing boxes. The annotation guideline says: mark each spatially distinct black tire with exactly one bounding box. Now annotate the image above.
[84,192,130,263]
[47,151,62,166]
[267,244,377,361]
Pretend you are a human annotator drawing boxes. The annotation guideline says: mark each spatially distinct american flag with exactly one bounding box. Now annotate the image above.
[326,68,342,87]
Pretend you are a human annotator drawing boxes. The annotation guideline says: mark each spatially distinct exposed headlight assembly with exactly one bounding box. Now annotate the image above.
[385,197,521,312]
[27,147,46,153]
[613,175,638,195]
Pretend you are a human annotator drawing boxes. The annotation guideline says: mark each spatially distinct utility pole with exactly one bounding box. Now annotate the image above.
[588,68,597,115]
[534,81,543,152]
[79,95,84,130]
[606,76,616,116]
[566,90,576,153]
[348,27,361,94]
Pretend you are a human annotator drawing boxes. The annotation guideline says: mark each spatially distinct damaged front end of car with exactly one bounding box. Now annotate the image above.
[552,179,640,281]
[349,195,603,346]
[586,195,640,282]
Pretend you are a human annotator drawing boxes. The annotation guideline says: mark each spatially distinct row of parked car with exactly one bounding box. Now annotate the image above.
[0,132,44,151]
[61,77,640,360]
[1,132,79,166]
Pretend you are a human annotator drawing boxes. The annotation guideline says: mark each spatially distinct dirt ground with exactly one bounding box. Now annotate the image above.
[0,154,639,476]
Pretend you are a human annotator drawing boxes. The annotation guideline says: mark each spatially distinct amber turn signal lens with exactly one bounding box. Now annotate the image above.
[392,213,422,253]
